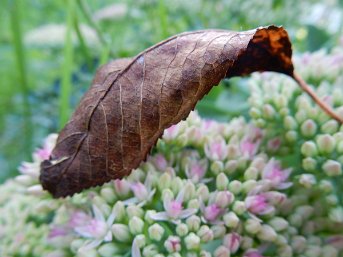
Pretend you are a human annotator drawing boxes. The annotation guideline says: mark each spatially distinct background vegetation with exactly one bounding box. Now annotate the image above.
[1,0,343,181]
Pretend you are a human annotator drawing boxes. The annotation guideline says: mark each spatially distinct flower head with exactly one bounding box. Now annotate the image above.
[262,158,292,189]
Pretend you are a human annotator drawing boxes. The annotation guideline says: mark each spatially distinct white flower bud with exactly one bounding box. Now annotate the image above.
[321,120,339,134]
[289,213,303,227]
[228,180,242,194]
[316,134,336,154]
[301,119,317,137]
[176,223,188,237]
[304,245,321,257]
[27,185,44,196]
[200,250,212,257]
[216,173,229,190]
[214,245,231,257]
[197,184,210,202]
[215,191,234,208]
[127,205,144,219]
[171,177,184,195]
[278,245,292,257]
[129,216,144,235]
[159,173,172,190]
[258,224,277,242]
[113,179,131,198]
[98,243,122,257]
[263,104,276,119]
[184,232,200,250]
[232,201,246,215]
[162,189,174,203]
[269,217,288,231]
[184,182,196,202]
[111,224,131,242]
[250,107,261,119]
[301,141,318,157]
[302,157,317,171]
[321,245,338,257]
[225,160,238,174]
[240,236,253,250]
[329,207,343,223]
[295,110,307,123]
[223,212,239,228]
[284,116,297,130]
[211,224,226,239]
[323,160,342,176]
[164,236,181,253]
[275,235,288,246]
[299,174,316,188]
[244,167,259,180]
[77,248,98,257]
[337,141,343,154]
[100,187,117,204]
[186,215,201,232]
[15,175,33,186]
[187,199,200,210]
[295,206,314,219]
[112,201,125,222]
[197,225,214,242]
[145,210,157,224]
[285,130,297,143]
[242,180,257,194]
[227,144,239,159]
[143,244,159,257]
[148,224,165,241]
[223,233,241,253]
[134,234,146,248]
[245,219,261,234]
[211,161,224,175]
[291,236,306,253]
[319,179,333,193]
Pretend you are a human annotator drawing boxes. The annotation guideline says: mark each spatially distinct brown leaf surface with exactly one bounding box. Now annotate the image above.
[40,25,294,197]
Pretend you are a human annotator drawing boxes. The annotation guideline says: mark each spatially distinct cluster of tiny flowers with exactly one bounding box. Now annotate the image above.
[0,50,343,257]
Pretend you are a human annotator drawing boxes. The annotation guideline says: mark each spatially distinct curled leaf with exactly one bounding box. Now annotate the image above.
[41,25,295,197]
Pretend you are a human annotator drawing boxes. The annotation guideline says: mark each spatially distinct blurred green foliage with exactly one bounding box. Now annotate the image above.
[1,0,343,181]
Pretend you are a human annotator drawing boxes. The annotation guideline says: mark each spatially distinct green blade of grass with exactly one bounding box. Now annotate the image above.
[10,0,33,158]
[59,0,76,128]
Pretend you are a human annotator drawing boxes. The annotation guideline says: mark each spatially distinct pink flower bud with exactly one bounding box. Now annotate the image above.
[223,233,241,253]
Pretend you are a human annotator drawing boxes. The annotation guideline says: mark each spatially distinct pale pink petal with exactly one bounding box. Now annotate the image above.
[132,238,142,257]
[149,212,169,221]
[179,208,197,219]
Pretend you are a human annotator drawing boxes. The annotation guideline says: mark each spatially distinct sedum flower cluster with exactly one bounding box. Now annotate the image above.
[0,50,343,257]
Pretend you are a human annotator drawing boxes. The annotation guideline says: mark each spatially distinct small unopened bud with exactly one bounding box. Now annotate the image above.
[197,225,214,242]
[134,234,146,248]
[215,191,234,208]
[263,104,276,119]
[162,189,174,203]
[242,180,257,194]
[113,179,131,198]
[27,185,44,196]
[184,232,200,250]
[302,157,317,171]
[321,245,339,257]
[304,245,321,257]
[148,224,165,241]
[223,233,241,253]
[223,212,239,228]
[258,224,277,242]
[111,224,131,242]
[285,130,298,143]
[211,161,224,175]
[323,160,342,176]
[187,199,200,210]
[171,177,184,195]
[100,187,117,203]
[214,245,231,257]
[228,180,242,194]
[200,250,212,257]
[319,180,333,193]
[98,243,122,257]
[216,173,229,190]
[233,201,246,215]
[186,215,201,232]
[113,201,125,222]
[159,173,172,190]
[284,116,297,130]
[278,245,292,257]
[240,236,253,250]
[291,236,306,253]
[244,167,259,180]
[211,224,226,239]
[329,207,343,223]
[164,236,181,253]
[129,216,144,235]
[299,174,316,188]
[289,213,303,227]
[127,205,144,219]
[245,219,261,234]
[143,244,159,257]
[176,223,188,237]
[338,141,343,154]
[225,160,238,174]
[269,217,288,231]
[301,119,317,137]
[250,107,261,119]
[301,141,318,157]
[316,134,336,154]
[321,120,339,134]
[197,185,210,202]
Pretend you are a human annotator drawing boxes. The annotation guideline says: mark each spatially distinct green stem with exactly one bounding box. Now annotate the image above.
[10,0,33,157]
[59,0,75,128]
[74,13,93,70]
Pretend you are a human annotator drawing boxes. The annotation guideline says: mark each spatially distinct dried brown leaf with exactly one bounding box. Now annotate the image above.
[41,25,295,197]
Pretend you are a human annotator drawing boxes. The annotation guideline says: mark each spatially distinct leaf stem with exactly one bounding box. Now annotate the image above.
[293,72,343,124]
[10,0,33,156]
[59,0,76,128]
